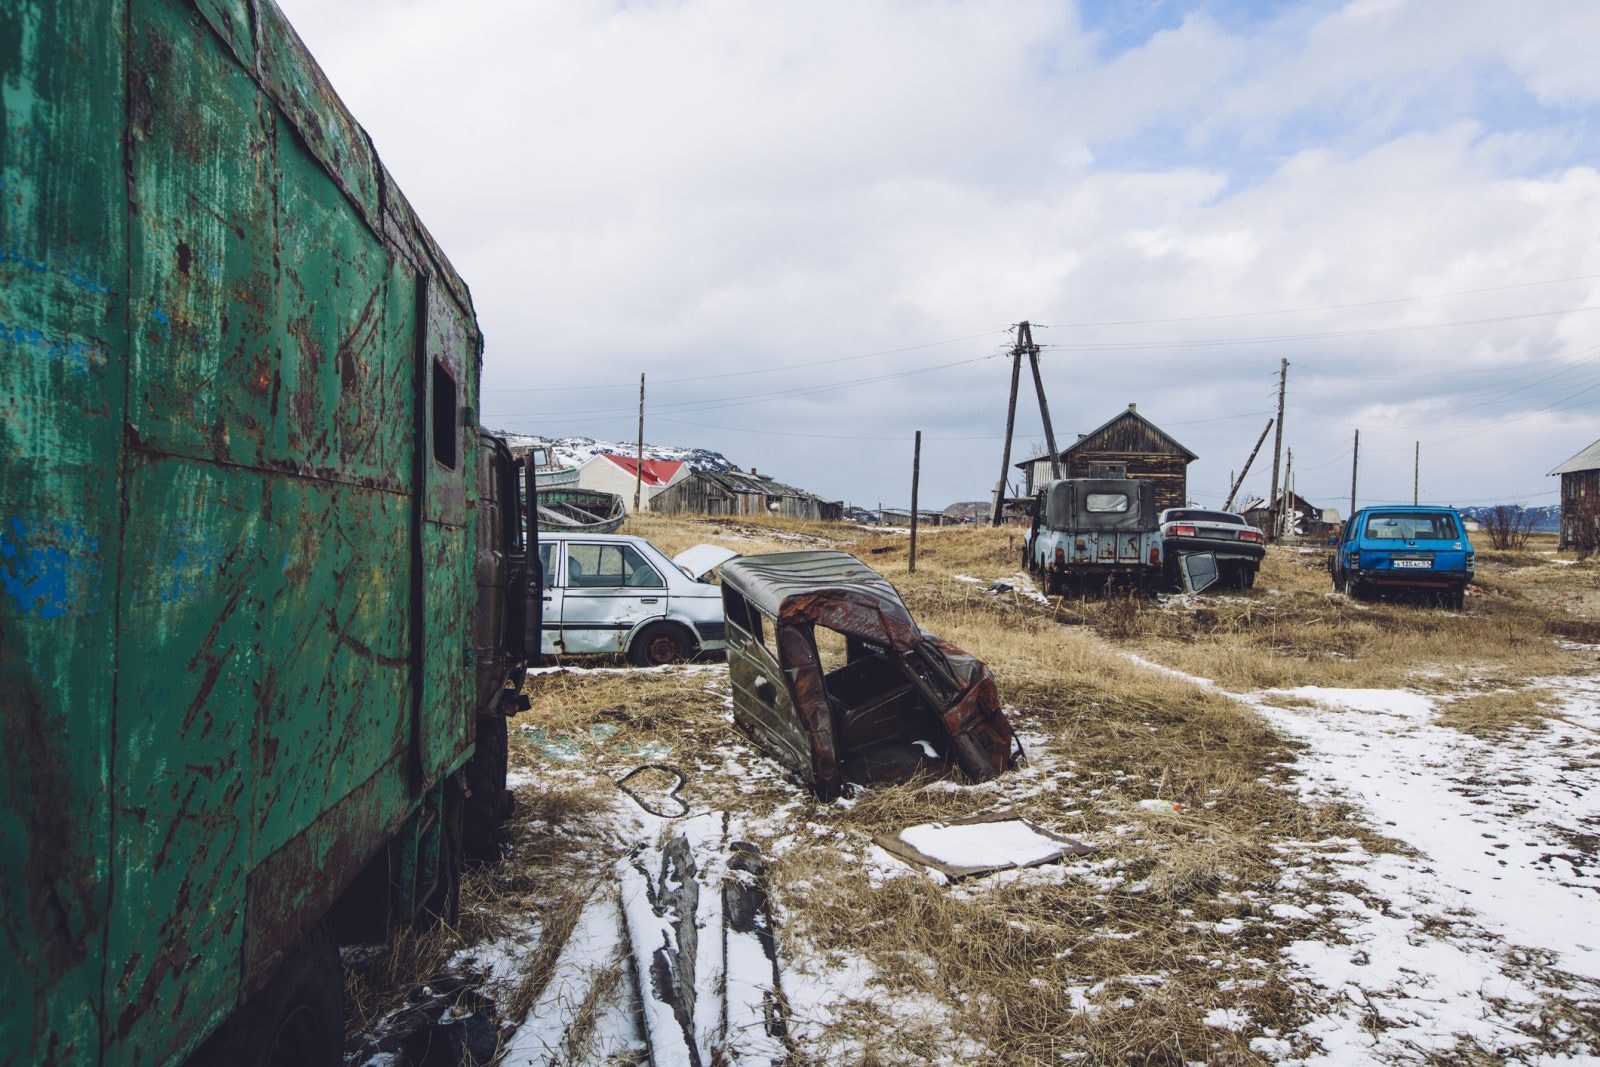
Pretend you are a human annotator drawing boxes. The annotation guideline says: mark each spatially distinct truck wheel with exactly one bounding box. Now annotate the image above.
[464,714,512,863]
[187,924,342,1067]
[630,621,691,666]
[426,780,464,923]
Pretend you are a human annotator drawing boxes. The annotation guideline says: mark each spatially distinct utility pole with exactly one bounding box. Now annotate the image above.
[1413,441,1419,505]
[990,335,1025,526]
[1020,323,1061,480]
[1223,418,1275,512]
[1267,359,1288,542]
[1350,429,1360,519]
[909,431,922,573]
[1282,447,1293,539]
[634,373,645,513]
[992,320,1063,525]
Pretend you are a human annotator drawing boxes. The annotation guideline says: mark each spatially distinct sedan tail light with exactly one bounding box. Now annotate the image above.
[1169,524,1197,537]
[1238,530,1262,542]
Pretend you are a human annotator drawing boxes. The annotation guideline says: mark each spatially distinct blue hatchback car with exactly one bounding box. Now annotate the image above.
[1329,506,1474,608]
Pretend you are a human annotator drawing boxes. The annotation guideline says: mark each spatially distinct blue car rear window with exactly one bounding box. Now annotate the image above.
[1364,513,1459,540]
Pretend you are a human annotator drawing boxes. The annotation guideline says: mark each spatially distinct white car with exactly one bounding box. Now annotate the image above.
[535,532,736,665]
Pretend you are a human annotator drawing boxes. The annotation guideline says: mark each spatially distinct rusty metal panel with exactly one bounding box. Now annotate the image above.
[425,277,472,526]
[192,0,253,68]
[270,106,393,485]
[252,477,414,858]
[128,0,275,469]
[0,3,127,1064]
[422,522,472,779]
[106,456,262,1066]
[255,0,380,231]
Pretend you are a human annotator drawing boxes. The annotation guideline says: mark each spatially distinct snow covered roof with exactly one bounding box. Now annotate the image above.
[1549,438,1600,476]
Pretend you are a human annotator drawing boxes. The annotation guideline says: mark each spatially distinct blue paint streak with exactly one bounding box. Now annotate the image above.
[0,248,111,295]
[0,516,103,619]
[150,308,171,325]
[152,524,223,604]
[0,320,97,374]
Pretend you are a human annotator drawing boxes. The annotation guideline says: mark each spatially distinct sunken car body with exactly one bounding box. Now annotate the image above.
[720,551,1020,797]
[1158,508,1266,590]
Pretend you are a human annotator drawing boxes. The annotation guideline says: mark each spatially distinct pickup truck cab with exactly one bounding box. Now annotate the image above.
[1329,506,1474,608]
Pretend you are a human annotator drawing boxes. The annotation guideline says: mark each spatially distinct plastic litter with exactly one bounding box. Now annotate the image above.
[1137,798,1180,813]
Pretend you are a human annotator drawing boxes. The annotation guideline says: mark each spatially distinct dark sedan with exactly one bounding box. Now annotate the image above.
[1158,508,1265,590]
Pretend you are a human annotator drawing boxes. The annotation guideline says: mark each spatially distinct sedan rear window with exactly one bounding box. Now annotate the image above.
[1165,510,1244,525]
[1085,493,1130,513]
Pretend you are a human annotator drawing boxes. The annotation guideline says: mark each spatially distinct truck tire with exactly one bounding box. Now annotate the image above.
[187,923,342,1067]
[630,621,692,666]
[465,714,513,863]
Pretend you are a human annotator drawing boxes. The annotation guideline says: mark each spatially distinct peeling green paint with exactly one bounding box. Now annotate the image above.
[1,1,488,1062]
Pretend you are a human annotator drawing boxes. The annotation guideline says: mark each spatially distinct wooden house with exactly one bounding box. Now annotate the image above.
[1014,403,1197,511]
[1549,439,1600,550]
[1240,491,1333,539]
[649,467,843,522]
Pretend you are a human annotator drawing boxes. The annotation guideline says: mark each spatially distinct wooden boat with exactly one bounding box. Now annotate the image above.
[535,487,626,533]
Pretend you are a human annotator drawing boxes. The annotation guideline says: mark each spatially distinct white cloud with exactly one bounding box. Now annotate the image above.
[275,0,1600,510]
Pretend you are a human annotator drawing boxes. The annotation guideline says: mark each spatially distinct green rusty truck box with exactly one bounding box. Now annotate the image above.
[0,1,527,1062]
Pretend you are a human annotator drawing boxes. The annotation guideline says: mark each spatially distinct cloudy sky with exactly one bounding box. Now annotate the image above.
[279,0,1600,513]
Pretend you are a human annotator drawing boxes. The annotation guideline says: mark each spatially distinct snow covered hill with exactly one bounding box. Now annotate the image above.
[495,433,739,475]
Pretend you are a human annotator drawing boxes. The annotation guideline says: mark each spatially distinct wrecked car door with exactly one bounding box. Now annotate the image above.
[533,539,562,656]
[1179,552,1220,593]
[559,541,665,655]
[723,586,815,778]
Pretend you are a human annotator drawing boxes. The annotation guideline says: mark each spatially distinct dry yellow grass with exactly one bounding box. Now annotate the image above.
[368,513,1599,1063]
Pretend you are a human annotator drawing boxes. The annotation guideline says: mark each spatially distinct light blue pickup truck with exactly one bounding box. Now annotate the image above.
[1025,478,1166,595]
[1329,506,1475,608]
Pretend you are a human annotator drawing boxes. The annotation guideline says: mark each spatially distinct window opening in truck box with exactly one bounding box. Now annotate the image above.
[1085,493,1130,513]
[432,360,458,469]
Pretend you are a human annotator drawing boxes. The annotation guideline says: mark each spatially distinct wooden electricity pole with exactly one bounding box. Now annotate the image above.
[991,338,1025,526]
[1413,441,1419,505]
[992,321,1059,525]
[633,373,646,513]
[909,431,922,573]
[1223,418,1274,512]
[1350,429,1360,519]
[1267,359,1288,541]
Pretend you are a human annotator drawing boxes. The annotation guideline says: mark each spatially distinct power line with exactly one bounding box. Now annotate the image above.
[1035,303,1600,354]
[1030,272,1600,330]
[490,328,1009,392]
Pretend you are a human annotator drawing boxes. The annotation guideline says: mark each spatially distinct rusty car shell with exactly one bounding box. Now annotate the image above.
[719,551,1019,798]
[0,1,527,1062]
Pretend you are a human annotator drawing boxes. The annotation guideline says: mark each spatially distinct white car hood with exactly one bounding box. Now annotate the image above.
[672,543,740,580]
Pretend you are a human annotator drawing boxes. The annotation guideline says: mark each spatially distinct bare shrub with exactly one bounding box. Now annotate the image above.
[1483,504,1537,551]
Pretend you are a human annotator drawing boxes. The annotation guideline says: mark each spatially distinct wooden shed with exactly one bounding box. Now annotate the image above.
[1549,439,1600,550]
[1015,404,1197,512]
[650,468,843,522]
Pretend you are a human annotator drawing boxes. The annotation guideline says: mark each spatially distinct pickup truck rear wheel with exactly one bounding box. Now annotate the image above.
[630,621,692,666]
